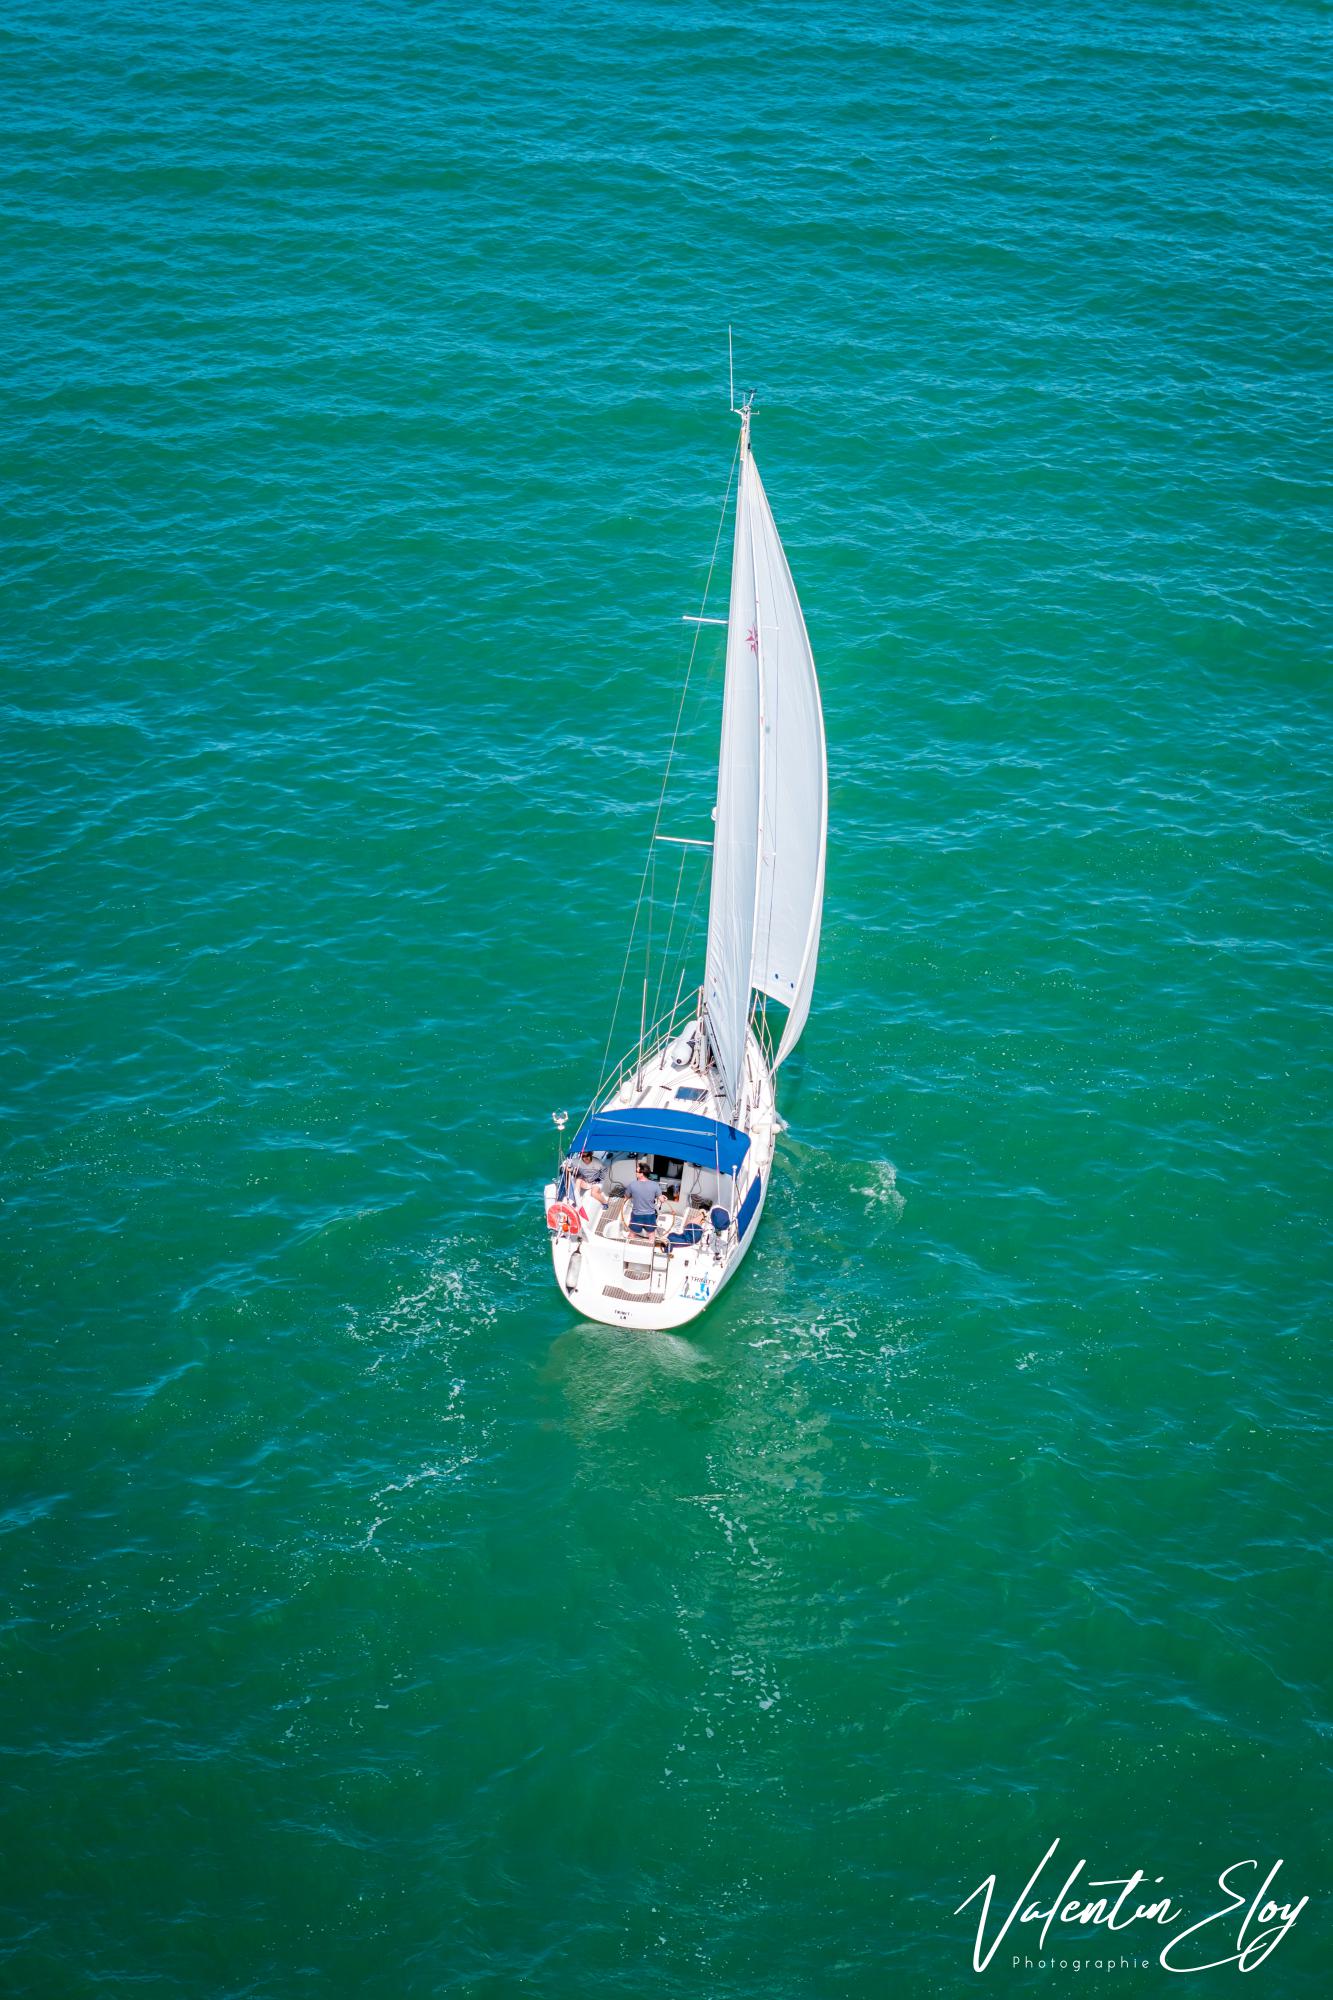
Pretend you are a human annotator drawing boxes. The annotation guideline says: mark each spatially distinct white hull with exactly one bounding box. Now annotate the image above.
[546,1020,777,1331]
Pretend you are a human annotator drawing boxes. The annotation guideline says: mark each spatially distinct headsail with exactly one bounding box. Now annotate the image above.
[703,409,826,1112]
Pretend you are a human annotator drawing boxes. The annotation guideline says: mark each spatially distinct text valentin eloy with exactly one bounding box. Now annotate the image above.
[955,1839,1308,1974]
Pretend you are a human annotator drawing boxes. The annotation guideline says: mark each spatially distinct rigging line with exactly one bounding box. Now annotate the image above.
[656,862,704,1054]
[591,435,742,1109]
[642,843,656,1079]
[649,838,691,1030]
[664,841,712,1032]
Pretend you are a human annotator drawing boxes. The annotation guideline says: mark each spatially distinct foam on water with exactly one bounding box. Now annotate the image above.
[856,1158,907,1220]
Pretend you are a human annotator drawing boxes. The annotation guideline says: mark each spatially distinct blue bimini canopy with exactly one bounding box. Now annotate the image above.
[571,1107,751,1176]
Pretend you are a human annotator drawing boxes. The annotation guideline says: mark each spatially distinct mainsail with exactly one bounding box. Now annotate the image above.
[701,440,760,1114]
[703,413,827,1111]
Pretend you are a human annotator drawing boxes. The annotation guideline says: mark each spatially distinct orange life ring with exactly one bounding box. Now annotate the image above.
[547,1201,581,1237]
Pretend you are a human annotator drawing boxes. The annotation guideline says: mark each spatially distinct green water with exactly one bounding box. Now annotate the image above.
[3,2,1330,1993]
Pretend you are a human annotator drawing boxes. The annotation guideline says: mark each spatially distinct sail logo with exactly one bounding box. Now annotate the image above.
[954,1839,1308,1975]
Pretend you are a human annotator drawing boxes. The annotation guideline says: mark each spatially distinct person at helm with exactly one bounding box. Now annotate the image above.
[626,1160,661,1239]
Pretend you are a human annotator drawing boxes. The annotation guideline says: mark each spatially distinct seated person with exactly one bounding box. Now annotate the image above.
[571,1150,606,1204]
[625,1160,661,1239]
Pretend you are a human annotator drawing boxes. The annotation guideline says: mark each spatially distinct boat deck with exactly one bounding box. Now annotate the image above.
[547,1018,778,1329]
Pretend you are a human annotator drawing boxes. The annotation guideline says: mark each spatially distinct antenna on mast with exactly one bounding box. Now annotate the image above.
[729,326,753,453]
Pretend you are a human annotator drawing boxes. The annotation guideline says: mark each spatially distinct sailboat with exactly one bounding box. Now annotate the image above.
[544,390,826,1329]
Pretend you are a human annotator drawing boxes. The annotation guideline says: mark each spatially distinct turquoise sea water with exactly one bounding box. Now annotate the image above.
[3,2,1331,1993]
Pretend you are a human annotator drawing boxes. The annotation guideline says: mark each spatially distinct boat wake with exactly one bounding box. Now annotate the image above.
[856,1157,906,1220]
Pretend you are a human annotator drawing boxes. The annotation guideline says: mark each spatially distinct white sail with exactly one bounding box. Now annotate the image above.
[747,456,827,1066]
[702,444,761,1115]
[704,411,826,1108]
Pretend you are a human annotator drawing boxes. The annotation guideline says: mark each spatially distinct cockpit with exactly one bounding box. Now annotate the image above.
[563,1150,727,1241]
[553,1104,751,1270]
